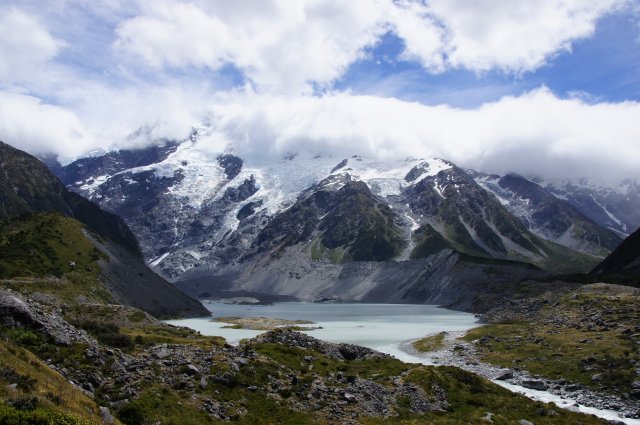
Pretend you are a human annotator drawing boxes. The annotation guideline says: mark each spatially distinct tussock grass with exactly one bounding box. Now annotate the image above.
[0,339,104,424]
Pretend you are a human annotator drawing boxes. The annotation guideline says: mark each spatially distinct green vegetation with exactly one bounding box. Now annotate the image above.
[361,366,607,424]
[126,386,316,425]
[0,404,96,425]
[465,288,640,395]
[1,319,612,425]
[0,339,103,424]
[120,325,224,348]
[71,320,134,350]
[214,316,316,330]
[0,213,105,278]
[321,182,406,262]
[410,224,455,259]
[0,213,113,304]
[65,304,153,328]
[117,386,214,425]
[533,238,601,274]
[251,342,410,380]
[309,237,346,264]
[66,304,224,348]
[412,332,446,352]
[128,311,146,323]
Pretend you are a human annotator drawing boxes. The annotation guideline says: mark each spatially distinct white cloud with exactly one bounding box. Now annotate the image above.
[0,2,638,184]
[3,84,640,181]
[415,0,626,73]
[0,82,213,162]
[0,92,94,158]
[0,7,62,84]
[115,0,389,93]
[111,0,630,93]
[198,87,640,181]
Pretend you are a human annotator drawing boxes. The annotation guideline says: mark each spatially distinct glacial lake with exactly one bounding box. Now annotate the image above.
[166,301,480,359]
[169,301,640,424]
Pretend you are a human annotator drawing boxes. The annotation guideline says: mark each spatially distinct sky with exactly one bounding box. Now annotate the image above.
[0,0,640,181]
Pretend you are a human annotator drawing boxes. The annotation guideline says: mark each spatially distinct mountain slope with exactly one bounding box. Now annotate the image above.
[541,178,640,237]
[402,165,599,273]
[475,173,622,256]
[592,226,640,274]
[247,175,406,263]
[40,136,636,307]
[0,141,207,318]
[1,141,141,256]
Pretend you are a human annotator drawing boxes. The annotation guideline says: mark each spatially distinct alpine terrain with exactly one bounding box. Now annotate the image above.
[44,131,634,306]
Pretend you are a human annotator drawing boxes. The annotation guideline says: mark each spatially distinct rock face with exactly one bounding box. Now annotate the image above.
[542,177,640,237]
[0,141,208,318]
[475,173,622,256]
[47,141,623,277]
[175,249,547,311]
[40,137,637,304]
[247,176,405,263]
[403,165,568,265]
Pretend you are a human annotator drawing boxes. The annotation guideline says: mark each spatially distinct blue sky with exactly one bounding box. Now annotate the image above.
[1,1,640,180]
[336,11,640,107]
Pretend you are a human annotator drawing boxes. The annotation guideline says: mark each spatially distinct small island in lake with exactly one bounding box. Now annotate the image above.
[213,316,319,330]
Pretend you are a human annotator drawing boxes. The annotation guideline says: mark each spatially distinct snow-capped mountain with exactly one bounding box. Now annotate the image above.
[47,133,634,303]
[474,173,623,257]
[539,178,640,237]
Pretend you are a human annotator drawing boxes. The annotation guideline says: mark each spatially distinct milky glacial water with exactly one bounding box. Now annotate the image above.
[168,301,639,425]
[166,301,480,348]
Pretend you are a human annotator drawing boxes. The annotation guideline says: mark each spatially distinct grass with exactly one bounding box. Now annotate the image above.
[1,320,614,425]
[0,213,105,278]
[70,320,134,351]
[412,332,446,353]
[464,321,638,395]
[214,316,315,330]
[117,386,215,425]
[464,287,640,395]
[65,304,156,328]
[309,237,347,264]
[0,339,105,424]
[251,342,411,382]
[534,238,601,274]
[363,365,608,424]
[121,325,225,348]
[0,213,113,304]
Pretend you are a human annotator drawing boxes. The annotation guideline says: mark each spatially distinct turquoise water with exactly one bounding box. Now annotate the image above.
[167,301,480,353]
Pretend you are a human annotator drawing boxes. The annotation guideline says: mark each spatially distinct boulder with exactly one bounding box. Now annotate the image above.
[0,291,40,328]
[496,370,513,381]
[521,380,547,391]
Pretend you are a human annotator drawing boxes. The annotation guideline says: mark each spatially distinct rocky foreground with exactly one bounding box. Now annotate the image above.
[0,288,615,424]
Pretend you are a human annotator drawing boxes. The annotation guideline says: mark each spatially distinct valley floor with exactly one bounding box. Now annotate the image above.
[0,288,619,425]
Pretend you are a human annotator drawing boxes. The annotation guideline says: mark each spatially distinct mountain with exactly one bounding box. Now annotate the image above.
[0,141,208,318]
[538,177,640,237]
[41,131,638,303]
[474,173,623,256]
[592,225,640,274]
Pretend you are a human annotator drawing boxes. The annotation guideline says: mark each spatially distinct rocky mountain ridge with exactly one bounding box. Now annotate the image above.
[41,136,638,303]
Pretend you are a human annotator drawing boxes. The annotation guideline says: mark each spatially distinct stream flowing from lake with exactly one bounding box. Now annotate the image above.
[168,301,639,425]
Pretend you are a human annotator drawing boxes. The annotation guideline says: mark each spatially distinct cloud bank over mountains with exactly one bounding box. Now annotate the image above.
[0,0,638,180]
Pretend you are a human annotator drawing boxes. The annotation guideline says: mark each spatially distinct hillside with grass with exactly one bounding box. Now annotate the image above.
[0,142,207,318]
